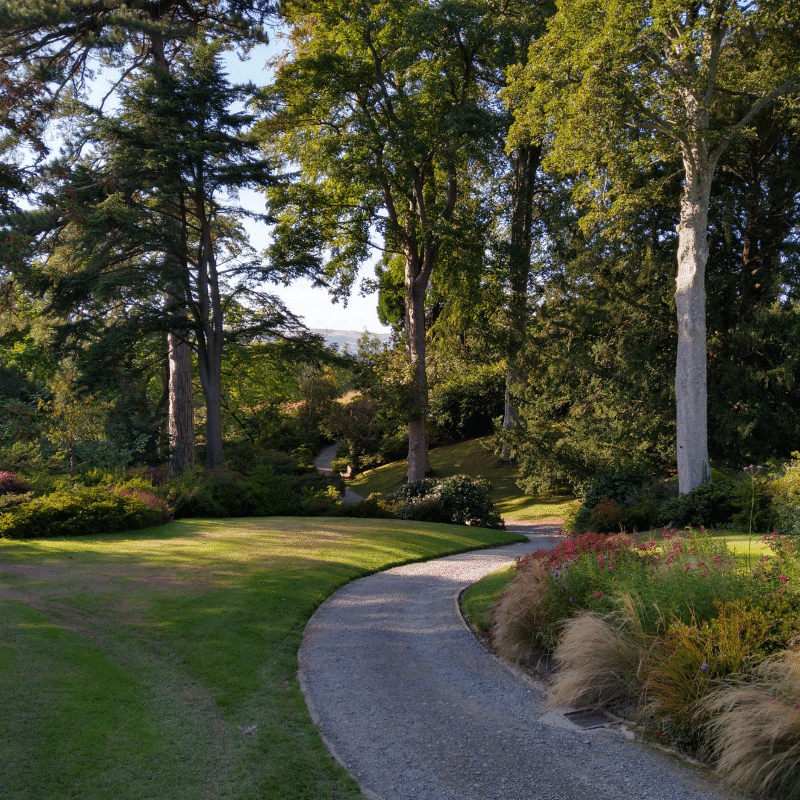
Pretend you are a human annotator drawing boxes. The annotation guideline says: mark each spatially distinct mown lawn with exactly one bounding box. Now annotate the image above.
[350,437,577,521]
[0,517,524,800]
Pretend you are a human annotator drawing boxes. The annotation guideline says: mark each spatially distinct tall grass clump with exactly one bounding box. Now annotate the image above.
[549,596,654,715]
[700,650,800,798]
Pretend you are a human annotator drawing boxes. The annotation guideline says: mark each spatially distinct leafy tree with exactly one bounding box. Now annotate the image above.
[262,0,495,481]
[509,0,800,492]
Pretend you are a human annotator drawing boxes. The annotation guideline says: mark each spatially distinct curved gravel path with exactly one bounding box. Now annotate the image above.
[298,521,737,800]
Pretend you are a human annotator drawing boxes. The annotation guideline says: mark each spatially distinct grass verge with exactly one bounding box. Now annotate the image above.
[0,517,524,800]
[350,437,576,520]
[459,565,515,634]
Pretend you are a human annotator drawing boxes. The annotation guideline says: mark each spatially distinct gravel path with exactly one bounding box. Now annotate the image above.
[298,521,737,800]
[313,442,365,504]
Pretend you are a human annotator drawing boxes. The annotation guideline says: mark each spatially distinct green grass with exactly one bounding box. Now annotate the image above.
[0,517,524,800]
[460,565,515,634]
[350,437,576,520]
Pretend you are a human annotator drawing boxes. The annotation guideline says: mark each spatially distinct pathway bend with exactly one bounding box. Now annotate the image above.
[298,520,735,800]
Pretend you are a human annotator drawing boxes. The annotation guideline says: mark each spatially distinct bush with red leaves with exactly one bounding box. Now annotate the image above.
[0,471,30,496]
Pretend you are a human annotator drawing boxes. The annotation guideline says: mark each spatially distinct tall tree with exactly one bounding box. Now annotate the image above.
[12,41,299,468]
[509,0,800,493]
[0,0,274,473]
[262,0,494,482]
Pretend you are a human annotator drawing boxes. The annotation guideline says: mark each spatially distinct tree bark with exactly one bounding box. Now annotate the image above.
[195,193,226,470]
[675,154,713,493]
[501,143,540,462]
[406,262,430,483]
[167,325,196,476]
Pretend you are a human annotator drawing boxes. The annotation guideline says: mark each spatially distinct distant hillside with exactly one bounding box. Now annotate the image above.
[313,328,391,351]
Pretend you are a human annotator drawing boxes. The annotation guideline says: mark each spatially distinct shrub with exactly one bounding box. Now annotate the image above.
[582,466,648,510]
[657,480,736,528]
[395,475,503,528]
[769,456,800,537]
[588,497,622,532]
[0,471,29,496]
[336,493,398,519]
[0,487,165,538]
[246,466,300,516]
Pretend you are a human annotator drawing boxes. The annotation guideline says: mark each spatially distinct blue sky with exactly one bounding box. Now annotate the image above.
[223,40,390,334]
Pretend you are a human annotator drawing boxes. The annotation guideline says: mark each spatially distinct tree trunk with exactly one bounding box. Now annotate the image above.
[675,157,713,493]
[195,196,226,470]
[167,327,196,476]
[406,263,430,483]
[501,144,540,462]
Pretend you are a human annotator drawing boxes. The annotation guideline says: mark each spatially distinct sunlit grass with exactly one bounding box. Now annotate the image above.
[350,437,575,520]
[0,517,524,800]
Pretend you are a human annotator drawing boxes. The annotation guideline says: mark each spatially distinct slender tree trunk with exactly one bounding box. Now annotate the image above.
[406,264,429,483]
[501,144,540,462]
[195,197,226,469]
[167,323,196,476]
[675,154,713,493]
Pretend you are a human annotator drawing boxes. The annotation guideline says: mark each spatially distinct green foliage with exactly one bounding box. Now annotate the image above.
[428,364,504,444]
[395,475,503,529]
[0,486,167,538]
[769,456,800,538]
[657,481,736,529]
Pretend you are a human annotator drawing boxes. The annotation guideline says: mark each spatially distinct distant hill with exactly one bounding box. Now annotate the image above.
[313,328,391,351]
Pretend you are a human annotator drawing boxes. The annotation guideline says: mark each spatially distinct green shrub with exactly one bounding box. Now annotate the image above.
[0,487,165,538]
[395,475,503,529]
[246,466,299,516]
[589,497,623,532]
[582,466,648,510]
[769,456,800,537]
[336,493,397,519]
[657,480,736,528]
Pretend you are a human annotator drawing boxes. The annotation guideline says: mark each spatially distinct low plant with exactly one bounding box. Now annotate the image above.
[0,486,166,538]
[769,455,800,538]
[395,475,503,529]
[492,558,559,659]
[549,597,653,715]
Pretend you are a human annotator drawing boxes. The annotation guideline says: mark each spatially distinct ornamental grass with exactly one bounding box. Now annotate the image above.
[491,527,800,798]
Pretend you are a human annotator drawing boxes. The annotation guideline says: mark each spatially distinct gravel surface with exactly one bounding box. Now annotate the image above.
[298,522,738,800]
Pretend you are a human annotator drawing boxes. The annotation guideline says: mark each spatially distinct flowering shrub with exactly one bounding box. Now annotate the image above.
[492,527,800,795]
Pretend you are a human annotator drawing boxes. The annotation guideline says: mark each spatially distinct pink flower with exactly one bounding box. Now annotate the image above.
[594,591,603,598]
[779,575,789,584]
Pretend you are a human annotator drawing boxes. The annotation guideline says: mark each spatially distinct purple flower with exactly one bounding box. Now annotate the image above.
[700,662,708,672]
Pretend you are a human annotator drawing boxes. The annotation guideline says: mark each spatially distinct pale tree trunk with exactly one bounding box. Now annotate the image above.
[406,262,430,483]
[501,144,540,462]
[675,152,713,493]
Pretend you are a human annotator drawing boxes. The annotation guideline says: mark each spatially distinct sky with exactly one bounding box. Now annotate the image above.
[223,38,391,335]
